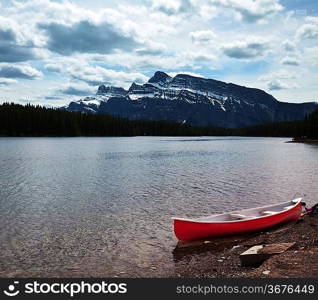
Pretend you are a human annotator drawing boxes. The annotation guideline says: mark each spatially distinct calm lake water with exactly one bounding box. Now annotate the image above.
[0,136,318,277]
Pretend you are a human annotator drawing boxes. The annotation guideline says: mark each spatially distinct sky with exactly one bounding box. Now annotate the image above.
[0,0,317,106]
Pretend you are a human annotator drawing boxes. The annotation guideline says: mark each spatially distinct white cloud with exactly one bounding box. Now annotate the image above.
[304,46,318,66]
[259,70,299,81]
[182,51,216,62]
[45,64,63,73]
[134,42,167,56]
[0,63,43,80]
[168,71,204,78]
[266,79,290,90]
[115,54,193,70]
[67,65,148,88]
[209,0,283,23]
[305,16,318,24]
[296,16,318,40]
[258,69,300,91]
[151,0,195,16]
[222,38,271,59]
[198,4,219,21]
[11,0,94,25]
[282,40,296,52]
[190,30,216,44]
[57,83,96,96]
[280,56,300,66]
[9,0,145,51]
[38,20,140,56]
[0,78,17,85]
[91,49,219,71]
[0,16,39,62]
[296,23,318,40]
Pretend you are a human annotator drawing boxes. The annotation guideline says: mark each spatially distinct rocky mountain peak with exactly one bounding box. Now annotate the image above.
[128,82,143,92]
[96,85,127,96]
[96,84,108,95]
[148,71,171,84]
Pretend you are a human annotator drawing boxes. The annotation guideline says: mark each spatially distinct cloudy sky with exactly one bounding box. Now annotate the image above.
[0,0,317,106]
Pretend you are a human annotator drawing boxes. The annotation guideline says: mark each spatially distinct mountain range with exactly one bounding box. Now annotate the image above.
[63,71,318,128]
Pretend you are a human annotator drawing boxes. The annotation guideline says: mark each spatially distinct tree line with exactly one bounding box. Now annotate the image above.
[0,103,229,137]
[238,110,318,139]
[0,102,317,138]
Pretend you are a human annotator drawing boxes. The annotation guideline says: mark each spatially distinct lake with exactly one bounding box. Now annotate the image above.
[0,136,317,277]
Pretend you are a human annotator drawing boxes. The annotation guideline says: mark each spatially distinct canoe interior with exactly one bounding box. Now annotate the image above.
[173,198,302,223]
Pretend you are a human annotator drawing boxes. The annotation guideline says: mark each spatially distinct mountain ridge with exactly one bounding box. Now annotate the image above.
[63,71,318,128]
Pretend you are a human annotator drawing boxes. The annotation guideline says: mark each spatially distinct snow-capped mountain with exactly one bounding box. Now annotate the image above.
[62,71,318,128]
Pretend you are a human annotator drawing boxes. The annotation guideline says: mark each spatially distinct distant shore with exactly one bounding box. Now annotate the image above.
[288,138,318,144]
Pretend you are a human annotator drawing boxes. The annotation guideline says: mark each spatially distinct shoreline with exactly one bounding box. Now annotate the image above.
[172,213,318,278]
[288,139,318,144]
[1,213,317,278]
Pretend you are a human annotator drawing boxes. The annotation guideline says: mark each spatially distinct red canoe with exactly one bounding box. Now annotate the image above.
[173,198,303,241]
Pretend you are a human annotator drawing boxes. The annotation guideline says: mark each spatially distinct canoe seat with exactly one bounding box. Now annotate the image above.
[229,213,247,220]
[260,210,276,216]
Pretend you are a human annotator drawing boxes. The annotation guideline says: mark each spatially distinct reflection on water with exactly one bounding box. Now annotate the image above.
[0,137,317,277]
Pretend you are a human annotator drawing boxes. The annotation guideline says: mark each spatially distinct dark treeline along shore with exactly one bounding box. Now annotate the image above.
[0,102,317,138]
